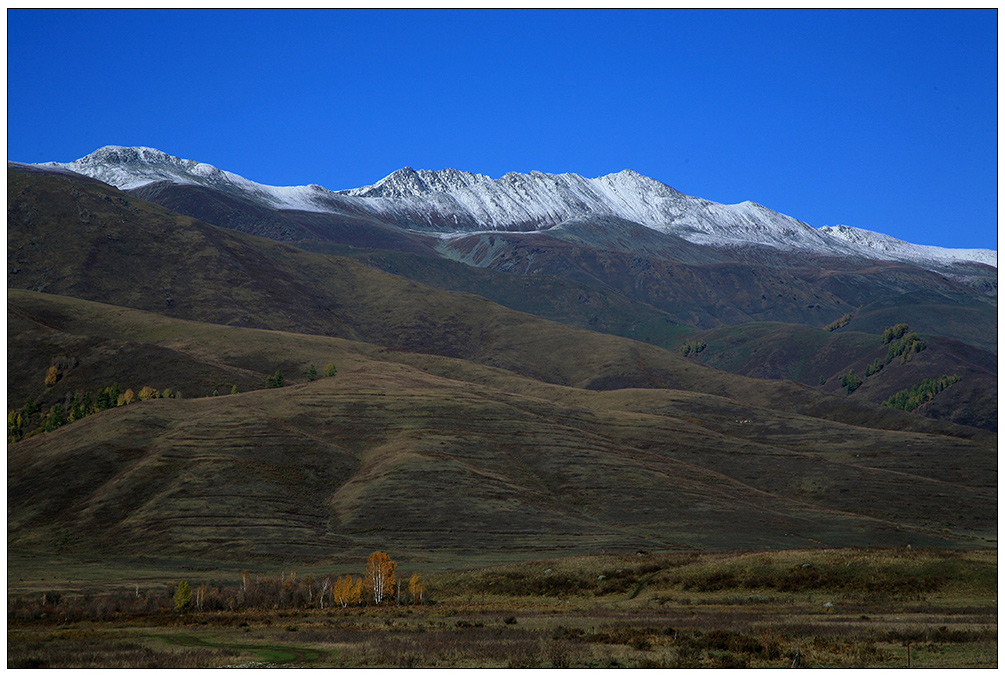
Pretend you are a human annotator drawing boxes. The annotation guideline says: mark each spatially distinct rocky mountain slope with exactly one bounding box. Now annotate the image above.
[37,146,997,272]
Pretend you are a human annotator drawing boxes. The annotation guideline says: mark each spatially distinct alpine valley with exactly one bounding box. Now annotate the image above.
[7,147,997,571]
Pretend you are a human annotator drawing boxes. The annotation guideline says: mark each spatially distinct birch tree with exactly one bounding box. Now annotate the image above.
[364,551,396,605]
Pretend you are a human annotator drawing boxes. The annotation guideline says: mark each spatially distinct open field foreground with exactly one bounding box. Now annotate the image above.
[8,548,996,668]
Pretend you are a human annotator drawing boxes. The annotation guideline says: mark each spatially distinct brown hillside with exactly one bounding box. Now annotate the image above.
[8,291,996,565]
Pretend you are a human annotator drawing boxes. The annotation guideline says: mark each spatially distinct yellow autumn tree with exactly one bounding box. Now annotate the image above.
[117,388,135,406]
[138,386,159,401]
[408,572,424,605]
[332,574,351,607]
[351,576,364,605]
[331,574,364,607]
[364,550,396,605]
[44,365,59,387]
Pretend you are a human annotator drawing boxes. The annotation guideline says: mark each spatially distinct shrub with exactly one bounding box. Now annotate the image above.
[882,323,910,344]
[824,313,852,331]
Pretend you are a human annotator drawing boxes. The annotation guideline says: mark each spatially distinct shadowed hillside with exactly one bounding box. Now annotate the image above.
[682,322,997,431]
[113,169,996,351]
[7,291,996,565]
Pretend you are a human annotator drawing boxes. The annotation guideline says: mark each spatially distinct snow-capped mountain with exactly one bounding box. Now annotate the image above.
[37,146,996,271]
[38,146,336,212]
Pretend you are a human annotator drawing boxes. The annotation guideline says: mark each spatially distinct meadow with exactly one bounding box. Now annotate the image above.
[8,547,996,668]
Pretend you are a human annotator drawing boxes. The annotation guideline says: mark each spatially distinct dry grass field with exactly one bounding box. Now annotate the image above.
[8,548,996,668]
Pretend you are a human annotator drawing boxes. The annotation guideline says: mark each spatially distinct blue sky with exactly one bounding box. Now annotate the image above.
[8,9,997,249]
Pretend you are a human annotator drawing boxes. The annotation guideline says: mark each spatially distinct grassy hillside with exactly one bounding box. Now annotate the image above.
[298,241,695,349]
[8,291,996,566]
[683,321,997,431]
[6,166,996,572]
[437,228,995,346]
[847,290,998,354]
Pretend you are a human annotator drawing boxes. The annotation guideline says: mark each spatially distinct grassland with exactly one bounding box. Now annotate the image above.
[9,290,996,564]
[8,548,996,668]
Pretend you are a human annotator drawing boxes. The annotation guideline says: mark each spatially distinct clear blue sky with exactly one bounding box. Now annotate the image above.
[8,9,997,249]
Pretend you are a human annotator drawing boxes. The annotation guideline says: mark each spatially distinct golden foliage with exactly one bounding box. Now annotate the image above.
[364,550,397,605]
[409,572,424,604]
[333,574,362,607]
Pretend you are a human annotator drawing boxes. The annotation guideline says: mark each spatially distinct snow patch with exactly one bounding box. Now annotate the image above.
[34,146,997,271]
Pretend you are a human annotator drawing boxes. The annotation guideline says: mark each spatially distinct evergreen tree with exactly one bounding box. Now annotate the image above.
[266,370,285,388]
[840,370,862,394]
[42,406,66,432]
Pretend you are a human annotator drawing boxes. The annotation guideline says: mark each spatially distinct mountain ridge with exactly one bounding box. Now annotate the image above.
[32,146,996,272]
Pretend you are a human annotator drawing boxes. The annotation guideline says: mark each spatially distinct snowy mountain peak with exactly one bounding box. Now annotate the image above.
[79,145,175,165]
[43,145,235,192]
[32,146,996,271]
[41,146,344,212]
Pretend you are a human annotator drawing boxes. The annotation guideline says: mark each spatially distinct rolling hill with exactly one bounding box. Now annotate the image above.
[8,291,996,565]
[681,321,997,431]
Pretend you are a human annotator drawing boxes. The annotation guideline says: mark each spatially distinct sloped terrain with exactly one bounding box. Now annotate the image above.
[12,165,988,437]
[41,146,997,272]
[683,322,998,431]
[437,228,995,340]
[39,154,992,432]
[7,292,996,565]
[119,170,996,353]
[129,180,442,256]
[7,162,997,570]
